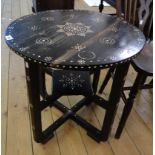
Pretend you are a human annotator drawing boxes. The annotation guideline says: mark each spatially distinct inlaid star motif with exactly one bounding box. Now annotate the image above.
[56,22,93,36]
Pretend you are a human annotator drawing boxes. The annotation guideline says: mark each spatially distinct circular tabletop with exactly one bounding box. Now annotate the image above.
[5,10,145,70]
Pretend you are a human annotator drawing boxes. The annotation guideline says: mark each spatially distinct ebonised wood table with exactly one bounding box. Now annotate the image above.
[5,10,145,143]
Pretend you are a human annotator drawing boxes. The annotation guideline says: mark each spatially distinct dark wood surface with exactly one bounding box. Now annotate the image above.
[5,10,145,70]
[115,0,153,74]
[132,42,153,74]
[113,0,153,138]
[32,0,74,12]
[116,0,153,39]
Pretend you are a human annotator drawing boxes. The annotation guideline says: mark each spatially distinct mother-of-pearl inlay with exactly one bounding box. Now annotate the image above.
[78,51,96,60]
[57,22,93,36]
[35,37,54,45]
[5,10,145,70]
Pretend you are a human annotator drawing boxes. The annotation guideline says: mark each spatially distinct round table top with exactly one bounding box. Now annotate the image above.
[5,10,145,70]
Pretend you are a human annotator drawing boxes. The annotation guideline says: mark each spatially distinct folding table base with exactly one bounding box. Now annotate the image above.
[24,61,129,144]
[40,95,108,143]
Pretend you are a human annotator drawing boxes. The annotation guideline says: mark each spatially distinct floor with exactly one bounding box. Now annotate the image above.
[1,0,153,155]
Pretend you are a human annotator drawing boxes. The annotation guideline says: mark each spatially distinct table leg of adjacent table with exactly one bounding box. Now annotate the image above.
[100,63,129,140]
[24,60,129,143]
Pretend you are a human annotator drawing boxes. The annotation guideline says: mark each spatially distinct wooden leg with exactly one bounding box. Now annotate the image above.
[93,70,100,94]
[99,0,104,12]
[85,70,100,106]
[149,79,153,85]
[115,72,147,138]
[99,67,115,94]
[101,63,129,141]
[25,61,43,143]
[39,67,48,99]
[140,75,147,86]
[139,77,153,89]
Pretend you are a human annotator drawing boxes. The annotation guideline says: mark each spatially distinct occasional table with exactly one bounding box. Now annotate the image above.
[5,10,145,143]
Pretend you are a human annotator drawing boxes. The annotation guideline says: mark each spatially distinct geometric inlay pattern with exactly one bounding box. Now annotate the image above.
[59,73,85,90]
[56,22,93,36]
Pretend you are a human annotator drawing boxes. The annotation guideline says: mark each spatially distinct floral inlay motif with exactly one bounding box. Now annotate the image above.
[111,24,119,32]
[19,46,30,52]
[44,56,53,62]
[36,37,54,45]
[56,22,93,36]
[77,59,86,64]
[99,37,116,45]
[72,43,86,51]
[106,56,117,61]
[78,51,96,60]
[59,73,85,90]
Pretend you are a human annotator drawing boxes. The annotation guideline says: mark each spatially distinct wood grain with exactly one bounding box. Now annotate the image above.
[1,0,12,154]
